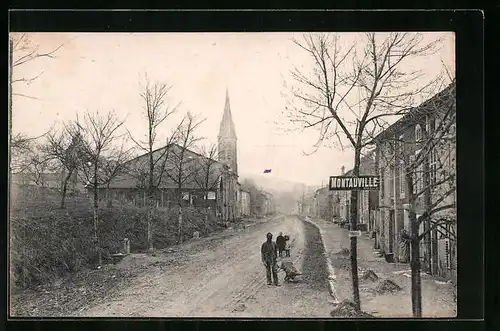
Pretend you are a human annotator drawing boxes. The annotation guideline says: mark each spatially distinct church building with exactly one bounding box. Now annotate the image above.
[93,89,243,223]
[217,89,241,222]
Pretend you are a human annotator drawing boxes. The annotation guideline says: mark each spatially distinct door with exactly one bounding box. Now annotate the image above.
[388,209,395,253]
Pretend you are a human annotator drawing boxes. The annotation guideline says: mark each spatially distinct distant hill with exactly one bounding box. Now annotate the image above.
[239,173,323,215]
[239,172,319,200]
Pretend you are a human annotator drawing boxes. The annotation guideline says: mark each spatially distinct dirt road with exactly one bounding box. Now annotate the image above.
[75,216,332,317]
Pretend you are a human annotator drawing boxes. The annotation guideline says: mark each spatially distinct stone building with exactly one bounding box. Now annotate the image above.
[331,155,378,231]
[261,191,275,216]
[240,189,251,216]
[217,89,240,222]
[313,186,334,220]
[373,82,456,281]
[96,90,244,223]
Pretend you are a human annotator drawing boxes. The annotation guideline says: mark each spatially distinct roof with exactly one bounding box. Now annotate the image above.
[102,143,227,190]
[372,82,456,142]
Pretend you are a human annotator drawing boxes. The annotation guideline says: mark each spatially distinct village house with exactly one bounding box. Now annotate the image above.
[240,189,251,216]
[259,190,275,216]
[312,186,334,221]
[330,153,378,232]
[372,82,456,281]
[93,90,245,223]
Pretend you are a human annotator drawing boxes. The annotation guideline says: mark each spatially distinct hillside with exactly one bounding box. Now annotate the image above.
[239,173,320,214]
[9,184,230,291]
[240,172,318,198]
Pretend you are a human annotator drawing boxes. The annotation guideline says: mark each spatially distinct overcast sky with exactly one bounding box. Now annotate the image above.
[11,32,454,186]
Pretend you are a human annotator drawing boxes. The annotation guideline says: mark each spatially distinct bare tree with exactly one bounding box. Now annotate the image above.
[128,76,180,253]
[9,34,63,193]
[284,32,443,312]
[99,140,134,207]
[193,144,221,223]
[374,80,456,317]
[23,145,59,189]
[42,127,86,208]
[75,110,126,267]
[10,33,64,100]
[166,112,205,243]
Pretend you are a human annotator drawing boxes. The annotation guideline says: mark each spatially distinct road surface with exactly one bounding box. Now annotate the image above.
[75,215,332,317]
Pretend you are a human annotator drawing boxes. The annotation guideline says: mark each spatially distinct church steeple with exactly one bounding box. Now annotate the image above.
[218,88,237,140]
[218,88,238,174]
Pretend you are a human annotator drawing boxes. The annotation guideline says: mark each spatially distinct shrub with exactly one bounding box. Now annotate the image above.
[10,185,225,290]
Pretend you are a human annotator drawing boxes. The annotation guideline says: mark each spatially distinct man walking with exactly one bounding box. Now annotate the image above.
[261,232,280,286]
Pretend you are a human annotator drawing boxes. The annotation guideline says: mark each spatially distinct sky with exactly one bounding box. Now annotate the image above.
[10,32,454,186]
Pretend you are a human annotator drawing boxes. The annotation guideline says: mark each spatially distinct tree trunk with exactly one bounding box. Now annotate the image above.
[178,189,183,243]
[422,149,432,273]
[165,200,170,238]
[178,204,183,243]
[60,169,73,209]
[147,125,155,253]
[205,190,210,229]
[431,227,439,275]
[410,223,423,317]
[349,148,362,312]
[406,171,422,317]
[106,182,112,207]
[147,208,153,253]
[93,163,102,267]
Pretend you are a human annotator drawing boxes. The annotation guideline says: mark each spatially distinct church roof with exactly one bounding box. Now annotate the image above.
[218,89,237,139]
[101,143,227,190]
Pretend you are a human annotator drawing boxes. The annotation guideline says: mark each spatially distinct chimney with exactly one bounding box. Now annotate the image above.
[341,166,345,175]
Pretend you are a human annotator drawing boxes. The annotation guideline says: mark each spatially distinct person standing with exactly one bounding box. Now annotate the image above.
[261,232,280,286]
[276,232,285,258]
[284,235,291,257]
[398,229,411,263]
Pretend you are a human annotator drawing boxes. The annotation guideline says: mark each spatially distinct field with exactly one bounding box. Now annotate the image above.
[9,184,228,291]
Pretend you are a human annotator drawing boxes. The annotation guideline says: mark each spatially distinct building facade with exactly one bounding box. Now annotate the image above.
[240,189,251,216]
[373,83,456,281]
[96,90,246,224]
[313,187,334,221]
[218,89,240,222]
[329,154,377,231]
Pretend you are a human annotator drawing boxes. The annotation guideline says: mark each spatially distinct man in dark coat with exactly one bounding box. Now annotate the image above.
[276,232,285,257]
[261,232,280,286]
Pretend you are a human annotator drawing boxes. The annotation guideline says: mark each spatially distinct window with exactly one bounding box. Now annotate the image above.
[426,116,436,135]
[399,134,405,156]
[412,150,423,195]
[435,116,441,132]
[430,150,438,185]
[415,124,422,144]
[399,161,405,198]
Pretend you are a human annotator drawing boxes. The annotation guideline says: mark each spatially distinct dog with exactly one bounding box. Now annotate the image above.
[279,259,302,282]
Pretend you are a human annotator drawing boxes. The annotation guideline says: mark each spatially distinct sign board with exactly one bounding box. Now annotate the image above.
[349,230,362,237]
[182,192,190,200]
[329,175,380,191]
[207,191,216,200]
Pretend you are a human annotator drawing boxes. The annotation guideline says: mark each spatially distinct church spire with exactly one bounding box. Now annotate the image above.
[219,88,237,140]
[218,88,238,175]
